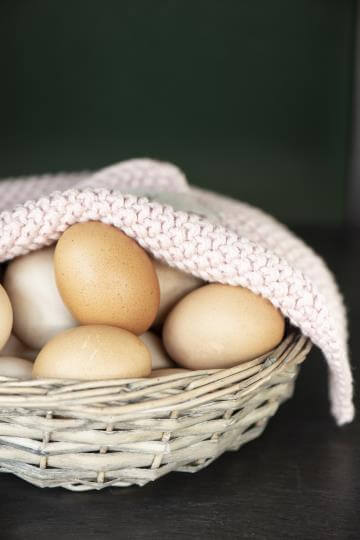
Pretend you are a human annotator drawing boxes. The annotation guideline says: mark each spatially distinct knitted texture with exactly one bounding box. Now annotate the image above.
[0,158,354,425]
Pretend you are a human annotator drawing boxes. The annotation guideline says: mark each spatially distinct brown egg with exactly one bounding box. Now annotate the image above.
[32,325,151,380]
[163,284,285,369]
[139,331,175,370]
[150,368,190,378]
[54,222,160,334]
[0,356,33,379]
[153,260,203,325]
[0,285,13,351]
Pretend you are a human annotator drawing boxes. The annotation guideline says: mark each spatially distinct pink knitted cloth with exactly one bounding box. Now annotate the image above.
[0,159,354,425]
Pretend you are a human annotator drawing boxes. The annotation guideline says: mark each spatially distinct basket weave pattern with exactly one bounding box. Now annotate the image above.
[0,332,311,491]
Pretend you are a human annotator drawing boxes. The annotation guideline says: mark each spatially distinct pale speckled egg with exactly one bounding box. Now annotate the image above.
[0,285,13,351]
[150,368,190,378]
[1,334,38,361]
[139,331,175,370]
[32,325,151,380]
[3,247,77,349]
[163,284,285,369]
[54,222,160,335]
[0,356,33,379]
[153,260,203,325]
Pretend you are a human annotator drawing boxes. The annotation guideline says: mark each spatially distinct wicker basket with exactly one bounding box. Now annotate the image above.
[0,330,311,491]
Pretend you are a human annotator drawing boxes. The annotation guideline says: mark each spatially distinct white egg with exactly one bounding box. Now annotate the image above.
[3,247,77,349]
[0,357,33,379]
[153,260,203,325]
[0,334,38,361]
[139,331,175,369]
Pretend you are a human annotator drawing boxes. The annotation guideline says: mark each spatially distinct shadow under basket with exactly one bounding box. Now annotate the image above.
[0,331,311,491]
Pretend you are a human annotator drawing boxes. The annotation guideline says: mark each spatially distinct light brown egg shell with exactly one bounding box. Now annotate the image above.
[33,325,152,380]
[54,222,160,335]
[163,283,285,370]
[0,285,13,351]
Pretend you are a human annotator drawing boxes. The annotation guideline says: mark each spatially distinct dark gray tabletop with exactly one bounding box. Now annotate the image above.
[0,226,359,540]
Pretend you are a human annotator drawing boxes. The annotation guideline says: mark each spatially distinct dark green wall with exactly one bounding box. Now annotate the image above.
[0,0,355,224]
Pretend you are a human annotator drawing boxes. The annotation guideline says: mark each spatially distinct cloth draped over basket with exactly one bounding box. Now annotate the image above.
[0,158,354,426]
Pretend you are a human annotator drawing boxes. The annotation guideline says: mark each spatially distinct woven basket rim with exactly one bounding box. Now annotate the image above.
[0,330,312,490]
[0,330,311,415]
